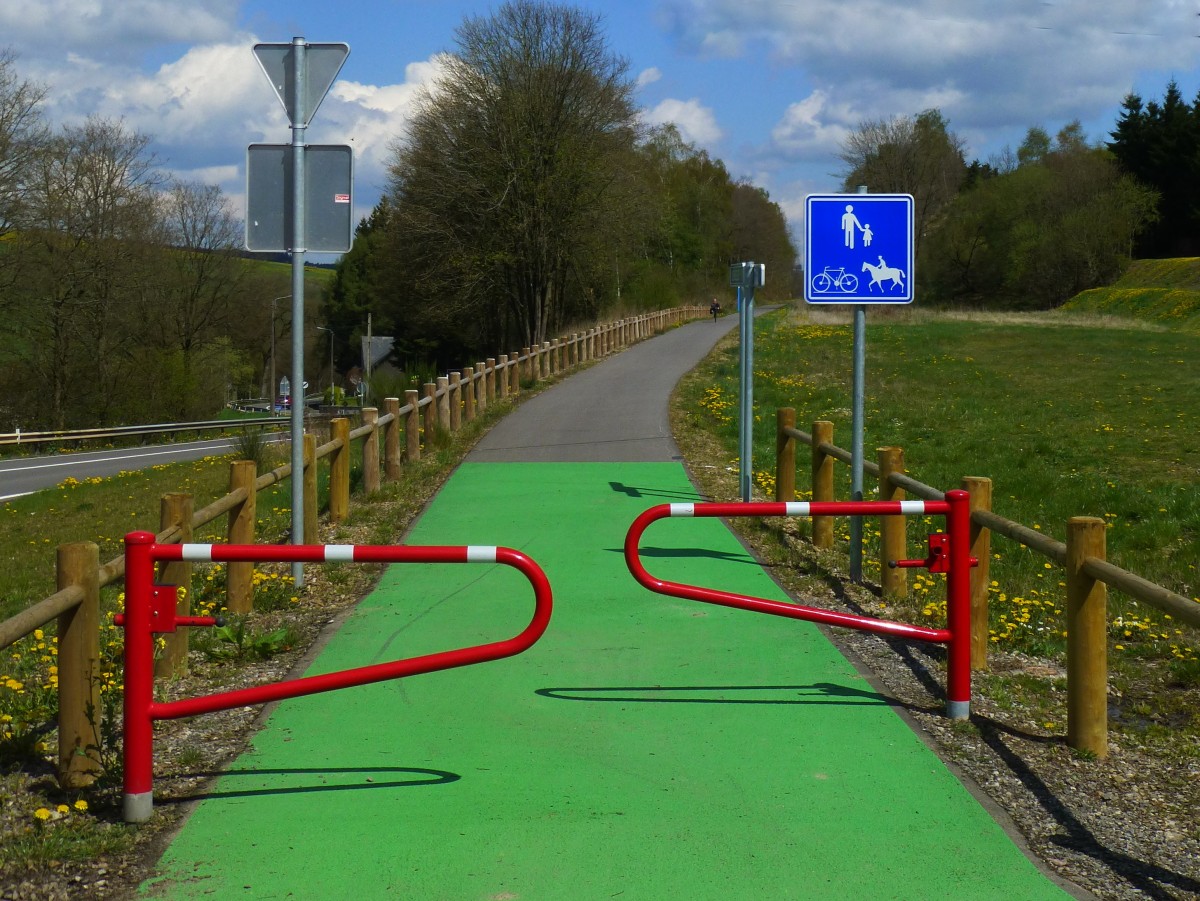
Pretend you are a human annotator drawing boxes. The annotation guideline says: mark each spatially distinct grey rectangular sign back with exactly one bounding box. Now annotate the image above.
[246,143,353,253]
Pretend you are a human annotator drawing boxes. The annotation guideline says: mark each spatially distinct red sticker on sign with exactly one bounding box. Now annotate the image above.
[334,194,350,203]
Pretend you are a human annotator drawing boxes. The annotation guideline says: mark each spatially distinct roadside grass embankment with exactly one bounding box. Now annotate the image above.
[1064,257,1200,332]
[674,302,1199,744]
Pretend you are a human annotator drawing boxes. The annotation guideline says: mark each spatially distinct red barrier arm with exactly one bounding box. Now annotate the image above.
[624,502,950,644]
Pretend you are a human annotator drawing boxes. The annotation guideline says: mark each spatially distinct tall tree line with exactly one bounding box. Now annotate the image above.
[326,1,797,371]
[1108,81,1200,258]
[842,106,1158,308]
[0,52,295,431]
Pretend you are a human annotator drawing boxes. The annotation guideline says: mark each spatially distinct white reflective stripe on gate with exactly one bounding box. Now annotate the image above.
[467,546,498,562]
[180,544,213,561]
[324,545,355,561]
[784,502,811,516]
[900,501,927,515]
[669,503,695,517]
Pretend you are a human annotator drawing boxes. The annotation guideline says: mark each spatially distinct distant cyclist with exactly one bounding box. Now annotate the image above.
[709,298,721,321]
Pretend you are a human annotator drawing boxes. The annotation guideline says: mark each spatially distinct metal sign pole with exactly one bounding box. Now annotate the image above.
[849,303,867,582]
[849,185,868,583]
[738,279,752,501]
[289,37,308,587]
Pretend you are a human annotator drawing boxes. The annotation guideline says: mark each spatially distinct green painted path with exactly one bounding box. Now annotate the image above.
[144,463,1074,899]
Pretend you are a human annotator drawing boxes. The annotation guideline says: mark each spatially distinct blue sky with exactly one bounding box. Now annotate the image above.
[4,0,1200,245]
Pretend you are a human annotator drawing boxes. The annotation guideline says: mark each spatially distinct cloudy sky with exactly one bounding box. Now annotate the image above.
[3,0,1199,246]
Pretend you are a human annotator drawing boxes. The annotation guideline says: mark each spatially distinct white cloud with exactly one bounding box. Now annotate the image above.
[636,67,663,88]
[665,0,1200,157]
[0,0,237,63]
[642,97,724,146]
[771,90,857,157]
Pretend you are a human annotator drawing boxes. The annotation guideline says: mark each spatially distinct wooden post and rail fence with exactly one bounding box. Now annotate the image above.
[0,306,702,789]
[774,408,1200,759]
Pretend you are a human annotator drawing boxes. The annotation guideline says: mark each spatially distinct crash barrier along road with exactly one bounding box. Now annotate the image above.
[117,531,553,823]
[625,492,976,719]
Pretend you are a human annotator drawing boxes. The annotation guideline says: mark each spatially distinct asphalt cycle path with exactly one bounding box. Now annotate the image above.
[143,313,1081,899]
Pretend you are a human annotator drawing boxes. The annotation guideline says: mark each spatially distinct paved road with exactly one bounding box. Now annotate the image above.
[0,437,283,503]
[469,312,741,462]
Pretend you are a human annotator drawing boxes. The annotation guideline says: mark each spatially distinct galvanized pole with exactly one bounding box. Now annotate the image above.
[849,185,868,582]
[289,37,308,586]
[737,272,755,501]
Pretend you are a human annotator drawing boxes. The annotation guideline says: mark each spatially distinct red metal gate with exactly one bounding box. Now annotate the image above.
[624,491,973,719]
[118,531,553,822]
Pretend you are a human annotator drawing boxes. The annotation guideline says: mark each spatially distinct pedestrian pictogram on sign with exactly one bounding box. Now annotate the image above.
[805,194,914,304]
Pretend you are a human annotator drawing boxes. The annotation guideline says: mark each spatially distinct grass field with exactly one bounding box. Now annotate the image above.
[675,303,1199,670]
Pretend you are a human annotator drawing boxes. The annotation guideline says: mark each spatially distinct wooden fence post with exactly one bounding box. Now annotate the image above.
[775,408,796,502]
[963,477,993,670]
[475,366,487,413]
[384,397,401,480]
[423,382,438,439]
[811,420,835,549]
[497,356,509,399]
[226,460,257,614]
[362,407,380,495]
[330,418,350,523]
[303,433,318,542]
[436,378,451,434]
[448,374,462,431]
[510,352,521,395]
[404,389,421,461]
[56,541,100,789]
[460,371,475,424]
[1067,516,1108,758]
[877,447,907,598]
[155,493,194,678]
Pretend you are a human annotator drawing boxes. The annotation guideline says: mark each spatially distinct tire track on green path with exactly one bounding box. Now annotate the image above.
[142,462,1076,900]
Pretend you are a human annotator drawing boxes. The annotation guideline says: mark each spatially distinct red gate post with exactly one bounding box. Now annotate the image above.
[122,532,157,823]
[944,489,972,719]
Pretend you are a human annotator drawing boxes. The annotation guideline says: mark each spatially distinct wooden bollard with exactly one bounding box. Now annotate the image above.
[303,433,318,542]
[963,477,992,670]
[404,389,420,461]
[422,382,438,439]
[1067,517,1108,758]
[877,447,907,599]
[226,460,257,614]
[462,369,476,423]
[330,418,350,523]
[362,407,380,494]
[384,397,401,480]
[436,377,450,433]
[56,541,101,789]
[156,493,194,677]
[811,420,835,549]
[775,408,796,502]
[449,374,462,431]
[475,365,487,413]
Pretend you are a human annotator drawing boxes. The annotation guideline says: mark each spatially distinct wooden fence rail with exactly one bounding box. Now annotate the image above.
[774,408,1199,759]
[0,306,702,788]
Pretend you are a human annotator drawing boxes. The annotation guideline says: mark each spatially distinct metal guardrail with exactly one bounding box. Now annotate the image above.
[0,417,286,448]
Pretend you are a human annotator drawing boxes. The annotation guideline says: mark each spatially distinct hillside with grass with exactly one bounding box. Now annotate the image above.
[1063,258,1200,331]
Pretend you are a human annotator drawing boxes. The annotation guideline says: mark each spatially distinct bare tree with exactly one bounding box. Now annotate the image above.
[9,118,161,427]
[0,50,48,299]
[839,109,966,256]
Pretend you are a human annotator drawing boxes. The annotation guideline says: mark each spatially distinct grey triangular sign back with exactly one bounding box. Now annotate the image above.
[254,41,349,127]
